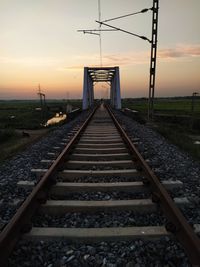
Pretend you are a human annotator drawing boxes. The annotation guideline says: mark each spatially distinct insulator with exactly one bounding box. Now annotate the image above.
[141,8,149,13]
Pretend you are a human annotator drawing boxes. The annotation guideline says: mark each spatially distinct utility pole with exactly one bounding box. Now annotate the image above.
[42,92,47,123]
[37,84,46,125]
[148,0,159,121]
[191,92,198,114]
[190,91,199,129]
[38,84,43,110]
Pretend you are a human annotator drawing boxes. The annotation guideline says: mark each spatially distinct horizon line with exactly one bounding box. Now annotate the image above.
[0,95,199,101]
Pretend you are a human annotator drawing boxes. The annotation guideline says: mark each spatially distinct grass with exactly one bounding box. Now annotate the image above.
[0,129,23,162]
[122,97,200,162]
[1,97,200,162]
[0,136,25,162]
[122,97,200,116]
[0,99,82,129]
[0,99,82,163]
[0,128,19,143]
[0,128,49,164]
[153,123,200,161]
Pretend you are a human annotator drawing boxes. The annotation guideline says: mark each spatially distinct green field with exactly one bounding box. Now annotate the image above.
[122,97,200,161]
[0,99,82,163]
[122,97,200,115]
[2,97,198,131]
[0,97,200,162]
[0,99,82,130]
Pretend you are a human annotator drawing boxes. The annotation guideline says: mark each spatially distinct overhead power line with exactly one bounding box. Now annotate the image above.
[98,0,102,66]
[96,20,152,43]
[81,31,100,36]
[77,29,117,32]
[102,7,152,23]
[77,29,118,36]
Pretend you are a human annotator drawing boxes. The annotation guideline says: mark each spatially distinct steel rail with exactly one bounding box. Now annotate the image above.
[0,105,99,266]
[106,104,200,266]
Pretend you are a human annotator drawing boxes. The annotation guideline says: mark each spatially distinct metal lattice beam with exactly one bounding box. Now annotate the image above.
[88,68,115,83]
[148,0,159,120]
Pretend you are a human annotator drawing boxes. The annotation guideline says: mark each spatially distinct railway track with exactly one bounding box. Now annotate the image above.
[0,103,200,266]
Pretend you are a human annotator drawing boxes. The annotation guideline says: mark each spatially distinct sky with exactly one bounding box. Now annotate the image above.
[0,0,200,99]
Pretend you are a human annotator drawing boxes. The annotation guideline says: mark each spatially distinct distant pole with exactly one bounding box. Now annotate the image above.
[42,93,46,123]
[148,0,159,121]
[191,92,198,114]
[37,84,46,125]
[43,93,46,106]
[38,84,43,109]
[37,84,43,123]
[191,92,199,129]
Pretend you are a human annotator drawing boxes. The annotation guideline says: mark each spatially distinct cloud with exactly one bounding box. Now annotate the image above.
[58,51,150,71]
[104,44,200,65]
[158,44,200,59]
[57,44,200,71]
[103,52,151,66]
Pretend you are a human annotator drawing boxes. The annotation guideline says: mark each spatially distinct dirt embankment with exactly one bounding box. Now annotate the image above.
[0,129,49,163]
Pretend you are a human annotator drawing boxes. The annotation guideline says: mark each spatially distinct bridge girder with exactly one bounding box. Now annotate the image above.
[82,66,121,110]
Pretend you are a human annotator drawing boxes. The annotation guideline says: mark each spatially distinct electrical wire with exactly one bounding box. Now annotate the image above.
[77,29,117,32]
[102,8,152,23]
[98,0,102,66]
[83,31,100,36]
[96,20,152,43]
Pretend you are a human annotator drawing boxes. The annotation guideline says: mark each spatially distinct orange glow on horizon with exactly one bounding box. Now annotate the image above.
[0,0,199,99]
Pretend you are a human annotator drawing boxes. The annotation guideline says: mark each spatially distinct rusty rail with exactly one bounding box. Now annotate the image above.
[0,105,99,266]
[106,104,200,266]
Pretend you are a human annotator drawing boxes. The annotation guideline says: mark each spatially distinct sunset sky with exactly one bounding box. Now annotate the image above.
[0,0,200,99]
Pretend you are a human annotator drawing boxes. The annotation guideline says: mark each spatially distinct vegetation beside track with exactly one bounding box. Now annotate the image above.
[122,97,200,116]
[0,128,50,163]
[151,123,200,161]
[1,97,200,162]
[0,99,82,163]
[0,99,82,129]
[122,97,200,161]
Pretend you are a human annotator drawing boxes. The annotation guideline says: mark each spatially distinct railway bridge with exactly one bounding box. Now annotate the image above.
[82,66,121,110]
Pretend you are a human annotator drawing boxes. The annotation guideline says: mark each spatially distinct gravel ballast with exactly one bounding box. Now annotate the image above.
[114,110,200,226]
[33,210,166,228]
[9,239,191,267]
[0,110,90,229]
[1,108,200,266]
